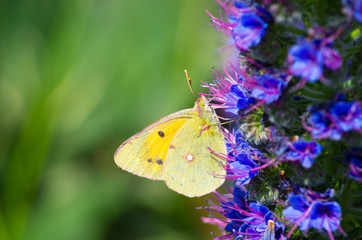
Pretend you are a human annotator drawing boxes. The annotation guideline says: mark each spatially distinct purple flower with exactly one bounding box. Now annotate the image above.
[306,109,342,140]
[249,74,287,104]
[202,68,255,118]
[230,12,268,51]
[207,1,271,51]
[224,130,261,185]
[355,0,362,22]
[288,42,323,82]
[345,147,362,181]
[310,202,342,232]
[320,46,343,71]
[226,84,256,115]
[306,99,362,140]
[342,0,362,22]
[287,40,342,82]
[202,187,284,240]
[284,140,323,169]
[226,130,250,153]
[282,195,311,231]
[229,153,259,185]
[283,194,344,239]
[329,101,362,132]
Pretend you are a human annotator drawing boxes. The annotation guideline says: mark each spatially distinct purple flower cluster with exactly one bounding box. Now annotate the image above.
[202,68,255,118]
[203,67,288,121]
[283,140,323,169]
[248,74,287,104]
[207,0,272,51]
[282,192,344,240]
[306,97,362,140]
[202,187,284,240]
[225,130,261,185]
[201,1,361,239]
[287,40,342,83]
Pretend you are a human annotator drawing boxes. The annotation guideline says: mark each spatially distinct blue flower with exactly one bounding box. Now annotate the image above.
[310,201,342,232]
[225,130,261,185]
[238,203,272,237]
[329,101,362,132]
[306,108,342,140]
[288,40,342,82]
[226,130,249,153]
[355,0,362,22]
[284,140,323,169]
[207,1,271,51]
[226,84,256,115]
[282,195,311,230]
[223,187,249,233]
[306,99,362,140]
[230,12,268,51]
[342,0,362,22]
[283,194,343,238]
[288,42,323,82]
[345,147,362,181]
[202,187,284,240]
[229,153,259,185]
[250,74,287,104]
[203,68,255,119]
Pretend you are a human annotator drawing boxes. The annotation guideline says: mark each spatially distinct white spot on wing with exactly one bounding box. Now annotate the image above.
[183,153,194,164]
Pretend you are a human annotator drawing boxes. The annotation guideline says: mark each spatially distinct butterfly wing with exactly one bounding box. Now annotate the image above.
[114,109,195,180]
[164,115,227,197]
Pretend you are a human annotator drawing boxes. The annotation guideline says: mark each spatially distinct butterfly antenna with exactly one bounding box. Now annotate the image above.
[184,70,197,100]
[217,115,239,124]
[220,119,235,125]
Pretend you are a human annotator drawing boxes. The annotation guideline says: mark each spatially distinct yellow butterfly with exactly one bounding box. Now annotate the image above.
[114,95,227,197]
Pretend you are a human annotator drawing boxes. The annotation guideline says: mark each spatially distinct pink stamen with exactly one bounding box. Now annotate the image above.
[202,217,228,228]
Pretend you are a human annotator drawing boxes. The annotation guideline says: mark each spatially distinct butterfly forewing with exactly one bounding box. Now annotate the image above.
[114,109,195,180]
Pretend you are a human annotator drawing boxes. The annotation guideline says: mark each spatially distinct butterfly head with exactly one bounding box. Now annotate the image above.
[194,96,208,113]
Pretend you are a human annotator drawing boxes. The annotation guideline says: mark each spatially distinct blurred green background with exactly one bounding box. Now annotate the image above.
[0,0,226,239]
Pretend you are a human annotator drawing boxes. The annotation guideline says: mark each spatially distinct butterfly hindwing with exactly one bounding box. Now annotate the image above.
[114,109,195,180]
[164,116,227,197]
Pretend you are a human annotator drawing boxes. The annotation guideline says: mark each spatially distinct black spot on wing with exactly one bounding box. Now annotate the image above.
[147,158,152,163]
[158,131,165,138]
[156,159,163,165]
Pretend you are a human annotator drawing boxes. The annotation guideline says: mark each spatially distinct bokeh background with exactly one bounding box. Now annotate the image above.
[0,0,229,240]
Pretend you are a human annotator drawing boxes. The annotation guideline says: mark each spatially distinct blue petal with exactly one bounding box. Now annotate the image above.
[289,195,310,210]
[282,206,304,218]
[301,155,314,169]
